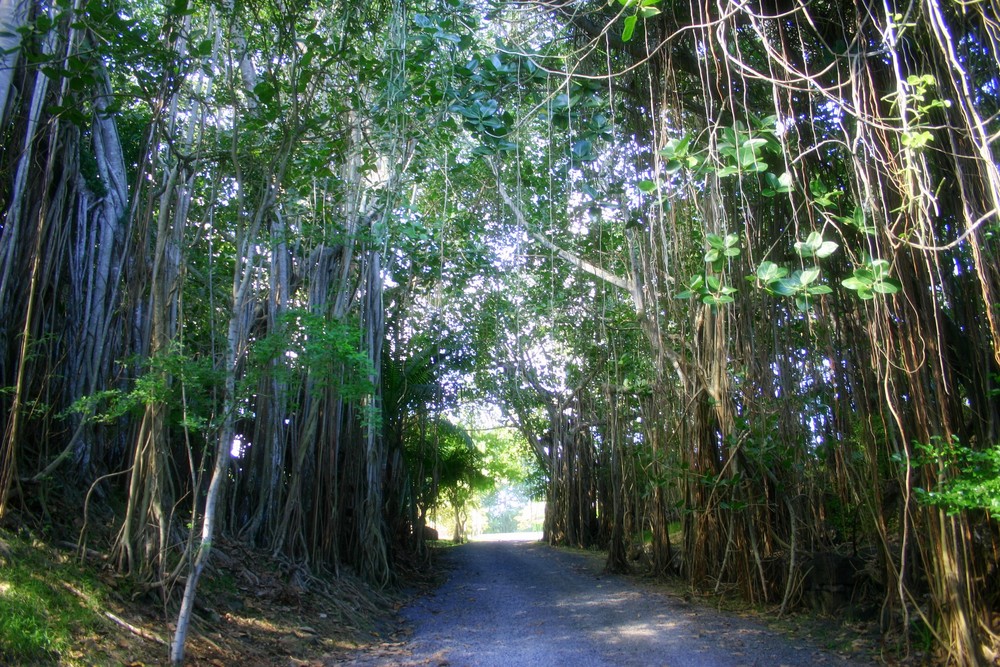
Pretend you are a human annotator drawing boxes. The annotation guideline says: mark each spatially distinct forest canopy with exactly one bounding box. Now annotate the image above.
[1,0,999,663]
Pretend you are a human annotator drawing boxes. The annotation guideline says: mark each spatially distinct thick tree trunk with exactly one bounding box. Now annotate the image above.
[0,0,29,125]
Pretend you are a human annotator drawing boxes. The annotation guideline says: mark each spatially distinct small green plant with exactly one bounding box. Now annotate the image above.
[246,309,376,400]
[808,177,842,209]
[885,74,951,151]
[910,615,937,653]
[61,344,222,440]
[650,117,788,196]
[761,170,794,197]
[716,127,770,177]
[900,436,1000,517]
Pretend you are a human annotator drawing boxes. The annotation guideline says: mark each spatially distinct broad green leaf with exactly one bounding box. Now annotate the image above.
[254,81,276,103]
[659,141,678,158]
[742,137,769,149]
[764,172,791,196]
[815,241,839,258]
[809,177,828,197]
[756,260,783,282]
[872,280,901,295]
[773,279,798,296]
[842,276,871,291]
[799,267,821,284]
[571,139,596,161]
[664,160,683,173]
[870,258,891,277]
[853,268,876,282]
[638,180,657,193]
[703,293,734,306]
[622,14,637,42]
[737,147,759,168]
[434,30,461,43]
[808,284,833,295]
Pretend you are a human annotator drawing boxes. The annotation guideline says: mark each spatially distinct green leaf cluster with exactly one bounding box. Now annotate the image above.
[249,310,375,400]
[902,437,1000,517]
[793,231,838,259]
[703,232,741,270]
[615,0,662,42]
[753,262,832,312]
[651,118,791,198]
[841,258,901,299]
[676,273,738,306]
[676,234,741,305]
[834,206,876,236]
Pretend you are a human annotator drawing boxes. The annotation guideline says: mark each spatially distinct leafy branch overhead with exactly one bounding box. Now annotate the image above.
[1,0,998,664]
[615,0,662,43]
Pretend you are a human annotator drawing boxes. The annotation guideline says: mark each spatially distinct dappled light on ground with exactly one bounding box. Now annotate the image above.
[340,540,876,667]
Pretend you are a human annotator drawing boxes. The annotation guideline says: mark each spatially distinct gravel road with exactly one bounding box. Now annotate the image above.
[338,537,876,666]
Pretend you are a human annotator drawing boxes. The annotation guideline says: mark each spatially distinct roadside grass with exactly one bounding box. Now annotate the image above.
[425,539,463,548]
[0,529,111,665]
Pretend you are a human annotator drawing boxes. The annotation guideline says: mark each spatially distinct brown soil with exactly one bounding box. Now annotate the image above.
[44,536,417,667]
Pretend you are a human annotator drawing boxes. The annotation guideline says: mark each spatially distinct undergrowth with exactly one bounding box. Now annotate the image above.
[0,529,110,665]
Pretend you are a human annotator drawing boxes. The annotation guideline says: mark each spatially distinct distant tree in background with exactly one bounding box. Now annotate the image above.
[1,0,998,662]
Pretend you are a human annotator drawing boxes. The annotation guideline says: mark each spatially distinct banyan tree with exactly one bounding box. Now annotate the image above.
[456,0,1000,662]
[1,0,999,663]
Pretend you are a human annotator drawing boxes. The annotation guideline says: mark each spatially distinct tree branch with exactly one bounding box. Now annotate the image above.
[491,161,638,298]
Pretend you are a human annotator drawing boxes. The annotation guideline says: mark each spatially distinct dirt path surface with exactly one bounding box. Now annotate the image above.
[338,538,876,667]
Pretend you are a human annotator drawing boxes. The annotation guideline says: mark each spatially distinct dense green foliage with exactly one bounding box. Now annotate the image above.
[1,0,999,663]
